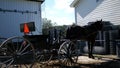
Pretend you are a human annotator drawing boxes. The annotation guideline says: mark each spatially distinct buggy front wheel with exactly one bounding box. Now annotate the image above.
[58,40,79,66]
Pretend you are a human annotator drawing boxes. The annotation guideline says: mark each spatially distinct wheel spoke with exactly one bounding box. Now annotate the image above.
[3,58,13,64]
[18,41,24,53]
[20,44,30,54]
[16,38,20,52]
[11,40,16,52]
[21,50,33,55]
[61,45,68,53]
[58,40,78,66]
[0,36,35,67]
[59,42,69,54]
[6,59,14,67]
[0,56,12,59]
[7,45,14,53]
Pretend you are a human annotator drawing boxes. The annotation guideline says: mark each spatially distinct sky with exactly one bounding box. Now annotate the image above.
[41,0,75,25]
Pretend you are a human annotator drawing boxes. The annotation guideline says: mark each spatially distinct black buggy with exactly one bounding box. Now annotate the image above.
[0,22,79,68]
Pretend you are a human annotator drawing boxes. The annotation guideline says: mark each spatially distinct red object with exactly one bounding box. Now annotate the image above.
[24,23,30,34]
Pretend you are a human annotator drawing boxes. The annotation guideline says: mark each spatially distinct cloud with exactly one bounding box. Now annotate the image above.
[54,0,74,13]
[42,0,74,25]
[49,16,74,25]
[54,0,68,10]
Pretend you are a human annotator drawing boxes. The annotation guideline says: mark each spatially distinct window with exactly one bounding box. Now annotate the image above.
[96,0,99,2]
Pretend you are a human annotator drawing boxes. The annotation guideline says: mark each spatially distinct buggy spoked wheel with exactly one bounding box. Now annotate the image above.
[0,36,35,68]
[30,50,53,68]
[58,40,78,67]
[36,49,53,64]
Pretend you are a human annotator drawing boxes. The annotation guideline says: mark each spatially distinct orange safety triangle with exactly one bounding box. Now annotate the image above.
[24,23,30,34]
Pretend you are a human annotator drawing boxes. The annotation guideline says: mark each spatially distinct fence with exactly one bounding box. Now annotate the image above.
[79,29,120,55]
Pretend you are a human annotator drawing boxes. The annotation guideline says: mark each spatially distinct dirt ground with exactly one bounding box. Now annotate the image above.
[5,55,120,68]
[39,55,120,68]
[74,55,120,68]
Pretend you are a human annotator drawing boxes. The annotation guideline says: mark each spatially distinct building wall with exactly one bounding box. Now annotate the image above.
[0,0,42,38]
[74,0,120,26]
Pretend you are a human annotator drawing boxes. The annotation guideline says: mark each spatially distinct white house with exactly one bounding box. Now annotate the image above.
[70,0,120,54]
[0,0,44,38]
[70,0,120,26]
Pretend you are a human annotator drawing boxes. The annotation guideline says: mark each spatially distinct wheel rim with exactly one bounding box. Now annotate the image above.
[0,36,35,68]
[58,40,78,66]
[36,49,53,64]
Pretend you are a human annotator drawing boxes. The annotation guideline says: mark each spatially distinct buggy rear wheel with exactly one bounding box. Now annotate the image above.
[30,49,53,68]
[0,36,35,68]
[36,49,53,64]
[58,40,78,67]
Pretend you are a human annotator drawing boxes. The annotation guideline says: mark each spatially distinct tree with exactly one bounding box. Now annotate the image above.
[42,18,69,38]
[42,18,54,35]
[42,18,53,29]
[54,25,68,38]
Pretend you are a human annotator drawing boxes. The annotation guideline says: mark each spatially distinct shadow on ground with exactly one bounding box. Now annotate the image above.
[48,59,120,68]
[75,59,120,68]
[45,55,120,68]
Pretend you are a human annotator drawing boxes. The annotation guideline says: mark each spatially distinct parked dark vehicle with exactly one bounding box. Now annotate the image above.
[0,22,79,68]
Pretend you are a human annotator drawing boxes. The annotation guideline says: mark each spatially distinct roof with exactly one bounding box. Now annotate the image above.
[26,0,45,3]
[70,0,80,7]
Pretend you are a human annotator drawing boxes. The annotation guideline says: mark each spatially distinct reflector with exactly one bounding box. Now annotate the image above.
[24,23,30,34]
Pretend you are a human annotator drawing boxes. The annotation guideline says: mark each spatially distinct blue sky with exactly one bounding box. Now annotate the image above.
[41,0,75,25]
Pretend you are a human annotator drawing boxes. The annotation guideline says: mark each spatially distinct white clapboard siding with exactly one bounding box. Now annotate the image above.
[0,0,43,38]
[74,0,120,26]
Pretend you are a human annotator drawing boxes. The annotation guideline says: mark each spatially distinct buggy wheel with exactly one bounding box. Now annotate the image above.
[0,36,35,68]
[36,49,53,64]
[0,64,31,68]
[58,40,78,67]
[30,49,53,68]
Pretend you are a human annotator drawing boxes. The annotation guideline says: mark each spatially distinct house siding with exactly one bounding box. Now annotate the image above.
[74,0,120,26]
[72,0,120,55]
[0,0,42,38]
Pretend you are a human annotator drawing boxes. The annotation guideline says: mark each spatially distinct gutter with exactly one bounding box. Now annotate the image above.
[26,0,45,3]
[70,0,80,7]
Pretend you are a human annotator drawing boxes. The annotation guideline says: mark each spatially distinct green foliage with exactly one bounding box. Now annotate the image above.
[42,18,69,37]
[42,18,53,29]
[54,25,68,38]
[42,18,56,35]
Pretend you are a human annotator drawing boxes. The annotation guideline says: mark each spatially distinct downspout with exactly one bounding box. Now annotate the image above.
[38,2,42,34]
